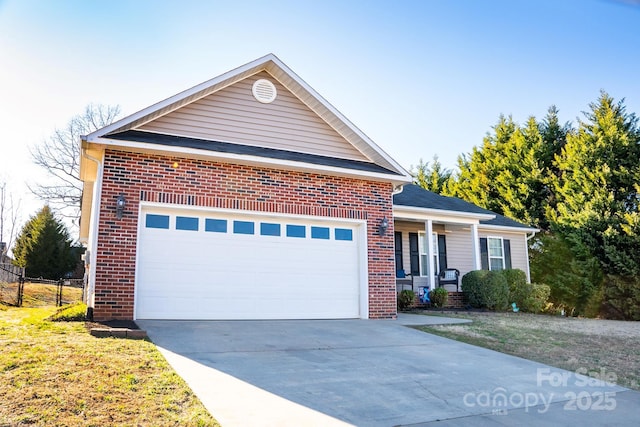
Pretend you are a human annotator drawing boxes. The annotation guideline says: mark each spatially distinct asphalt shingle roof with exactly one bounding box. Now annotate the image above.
[106,130,400,175]
[393,184,534,230]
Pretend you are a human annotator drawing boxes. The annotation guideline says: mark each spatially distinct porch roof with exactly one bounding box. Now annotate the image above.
[481,212,537,231]
[393,184,537,231]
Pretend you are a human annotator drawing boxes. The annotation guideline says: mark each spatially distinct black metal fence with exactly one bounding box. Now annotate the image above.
[0,263,23,283]
[0,263,84,307]
[0,263,23,306]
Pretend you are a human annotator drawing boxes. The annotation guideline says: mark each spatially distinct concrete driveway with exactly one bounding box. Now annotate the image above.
[138,314,640,426]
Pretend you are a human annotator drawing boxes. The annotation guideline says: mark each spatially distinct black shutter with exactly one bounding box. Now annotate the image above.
[394,232,403,273]
[409,233,420,276]
[438,234,447,272]
[480,237,489,270]
[504,239,512,269]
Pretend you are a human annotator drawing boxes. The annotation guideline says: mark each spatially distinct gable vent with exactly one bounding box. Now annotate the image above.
[252,79,277,104]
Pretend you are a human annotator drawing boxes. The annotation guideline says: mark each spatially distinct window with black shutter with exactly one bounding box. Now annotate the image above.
[394,232,403,273]
[479,237,511,270]
[409,233,420,276]
[438,234,447,272]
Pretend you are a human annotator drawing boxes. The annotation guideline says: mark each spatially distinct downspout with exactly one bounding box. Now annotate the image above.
[525,231,537,283]
[81,144,104,319]
[392,184,405,195]
[471,223,481,270]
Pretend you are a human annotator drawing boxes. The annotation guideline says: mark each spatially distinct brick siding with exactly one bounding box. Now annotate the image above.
[92,149,396,320]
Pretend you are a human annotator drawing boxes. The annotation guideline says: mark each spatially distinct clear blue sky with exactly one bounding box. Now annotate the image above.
[1,0,639,232]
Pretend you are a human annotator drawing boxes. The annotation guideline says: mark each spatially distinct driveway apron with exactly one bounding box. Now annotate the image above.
[138,314,640,426]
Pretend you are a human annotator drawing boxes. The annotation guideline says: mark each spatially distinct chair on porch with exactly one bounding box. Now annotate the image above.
[396,269,414,291]
[438,268,460,291]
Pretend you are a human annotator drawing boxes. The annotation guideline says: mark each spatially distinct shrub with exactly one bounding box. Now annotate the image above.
[502,269,529,309]
[397,290,415,310]
[522,284,550,313]
[461,270,509,311]
[501,269,527,289]
[497,268,550,313]
[430,287,448,308]
[461,270,489,308]
[483,271,509,311]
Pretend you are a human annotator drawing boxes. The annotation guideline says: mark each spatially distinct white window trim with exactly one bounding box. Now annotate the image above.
[487,236,505,271]
[418,231,439,276]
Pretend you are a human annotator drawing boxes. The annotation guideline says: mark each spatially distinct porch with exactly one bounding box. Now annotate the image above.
[391,184,537,303]
[393,217,488,295]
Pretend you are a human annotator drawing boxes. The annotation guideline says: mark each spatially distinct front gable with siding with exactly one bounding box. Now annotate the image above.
[137,71,369,161]
[80,54,411,321]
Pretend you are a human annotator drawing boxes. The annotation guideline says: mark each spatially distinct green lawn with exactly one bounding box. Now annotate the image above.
[0,305,219,426]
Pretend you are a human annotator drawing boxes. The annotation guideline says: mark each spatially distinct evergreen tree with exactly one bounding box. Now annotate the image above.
[537,106,572,230]
[518,116,548,228]
[530,233,603,316]
[491,116,546,227]
[548,92,640,317]
[434,92,639,318]
[552,92,640,275]
[447,115,518,212]
[447,115,546,228]
[12,206,77,278]
[539,106,571,178]
[412,155,452,194]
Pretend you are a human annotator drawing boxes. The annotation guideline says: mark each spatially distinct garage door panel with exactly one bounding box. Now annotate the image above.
[138,263,358,296]
[136,208,364,320]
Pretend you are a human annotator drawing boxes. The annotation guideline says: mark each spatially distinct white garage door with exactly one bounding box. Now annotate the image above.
[135,206,366,320]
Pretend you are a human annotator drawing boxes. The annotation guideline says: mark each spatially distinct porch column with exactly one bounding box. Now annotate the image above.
[425,219,435,290]
[471,223,481,270]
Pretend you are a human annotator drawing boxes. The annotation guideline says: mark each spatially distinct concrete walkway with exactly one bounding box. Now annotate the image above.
[139,314,640,426]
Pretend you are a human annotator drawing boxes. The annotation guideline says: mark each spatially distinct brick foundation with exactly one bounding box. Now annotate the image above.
[408,291,467,309]
[92,150,396,321]
[444,291,467,309]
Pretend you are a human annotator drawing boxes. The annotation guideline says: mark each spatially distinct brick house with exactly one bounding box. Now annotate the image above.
[80,54,412,321]
[80,54,536,321]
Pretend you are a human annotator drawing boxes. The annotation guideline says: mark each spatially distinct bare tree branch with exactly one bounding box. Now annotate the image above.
[0,181,22,262]
[29,104,121,225]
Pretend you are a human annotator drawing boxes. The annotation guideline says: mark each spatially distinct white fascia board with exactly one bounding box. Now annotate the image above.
[478,223,539,233]
[393,205,495,224]
[91,137,411,186]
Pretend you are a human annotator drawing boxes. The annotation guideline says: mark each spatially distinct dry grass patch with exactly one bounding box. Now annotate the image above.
[417,311,640,391]
[1,281,82,307]
[0,306,219,426]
